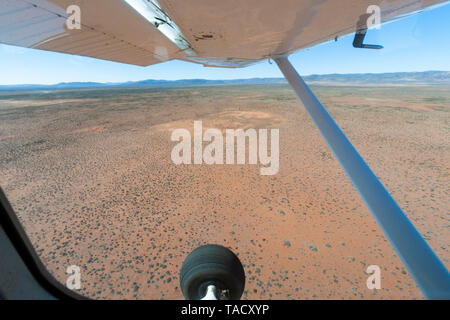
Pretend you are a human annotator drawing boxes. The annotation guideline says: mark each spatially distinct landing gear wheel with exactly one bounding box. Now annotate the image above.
[180,244,245,300]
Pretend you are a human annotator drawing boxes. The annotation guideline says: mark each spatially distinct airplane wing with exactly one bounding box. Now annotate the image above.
[0,0,186,66]
[0,0,448,67]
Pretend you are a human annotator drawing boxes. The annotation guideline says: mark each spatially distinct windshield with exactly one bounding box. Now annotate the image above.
[0,2,449,300]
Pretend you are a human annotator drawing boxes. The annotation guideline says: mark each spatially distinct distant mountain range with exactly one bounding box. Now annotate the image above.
[1,71,449,92]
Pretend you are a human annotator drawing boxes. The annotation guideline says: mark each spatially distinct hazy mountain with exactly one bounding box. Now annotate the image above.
[304,71,450,85]
[1,71,449,92]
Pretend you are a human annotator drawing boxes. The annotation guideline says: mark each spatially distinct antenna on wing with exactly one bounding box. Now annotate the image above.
[353,13,383,49]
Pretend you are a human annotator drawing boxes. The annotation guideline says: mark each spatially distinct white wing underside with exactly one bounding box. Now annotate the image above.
[0,0,447,67]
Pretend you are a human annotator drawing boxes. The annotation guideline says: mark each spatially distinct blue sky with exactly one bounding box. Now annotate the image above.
[0,3,449,85]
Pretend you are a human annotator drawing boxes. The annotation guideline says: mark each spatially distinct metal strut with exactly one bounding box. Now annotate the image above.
[275,56,450,299]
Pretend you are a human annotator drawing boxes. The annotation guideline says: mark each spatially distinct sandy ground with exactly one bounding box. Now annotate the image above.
[0,84,448,299]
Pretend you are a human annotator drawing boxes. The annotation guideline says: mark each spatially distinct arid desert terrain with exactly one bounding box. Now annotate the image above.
[0,84,449,299]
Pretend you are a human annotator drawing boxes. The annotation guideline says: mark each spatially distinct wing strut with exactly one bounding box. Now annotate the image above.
[274,56,450,299]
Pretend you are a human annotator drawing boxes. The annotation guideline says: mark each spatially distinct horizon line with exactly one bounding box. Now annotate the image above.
[1,70,449,87]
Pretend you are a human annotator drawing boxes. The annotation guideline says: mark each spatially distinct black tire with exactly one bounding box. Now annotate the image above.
[180,244,245,300]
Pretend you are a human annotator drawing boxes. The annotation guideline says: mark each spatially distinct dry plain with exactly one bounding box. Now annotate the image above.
[0,84,448,299]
